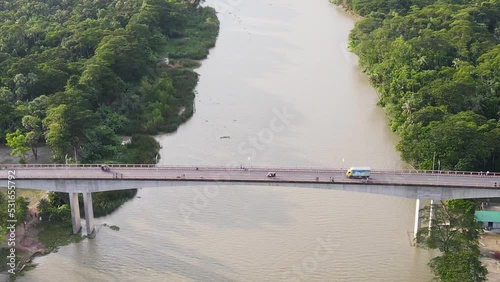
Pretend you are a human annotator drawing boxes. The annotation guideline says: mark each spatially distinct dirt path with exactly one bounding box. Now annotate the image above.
[14,204,47,259]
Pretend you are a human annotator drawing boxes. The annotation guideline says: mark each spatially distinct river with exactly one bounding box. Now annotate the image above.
[16,0,435,281]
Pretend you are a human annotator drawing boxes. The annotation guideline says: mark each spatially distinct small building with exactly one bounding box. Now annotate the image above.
[475,211,500,230]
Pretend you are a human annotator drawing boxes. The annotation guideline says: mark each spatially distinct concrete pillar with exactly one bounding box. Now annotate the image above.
[428,199,435,236]
[414,198,423,239]
[83,192,95,236]
[69,192,81,234]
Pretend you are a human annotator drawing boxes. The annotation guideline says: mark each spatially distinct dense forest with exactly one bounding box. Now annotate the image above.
[0,0,218,164]
[333,0,500,171]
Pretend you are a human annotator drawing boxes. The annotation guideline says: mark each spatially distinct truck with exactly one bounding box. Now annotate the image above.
[346,167,371,179]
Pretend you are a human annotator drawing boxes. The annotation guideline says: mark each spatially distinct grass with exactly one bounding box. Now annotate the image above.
[36,221,85,252]
[163,7,219,60]
[15,190,47,206]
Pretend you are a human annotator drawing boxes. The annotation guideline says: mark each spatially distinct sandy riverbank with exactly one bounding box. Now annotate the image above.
[1,200,49,276]
[480,232,500,280]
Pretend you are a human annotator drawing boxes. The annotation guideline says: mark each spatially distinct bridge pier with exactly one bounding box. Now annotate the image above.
[414,199,438,241]
[69,192,81,234]
[83,192,95,236]
[413,198,423,239]
[428,199,435,236]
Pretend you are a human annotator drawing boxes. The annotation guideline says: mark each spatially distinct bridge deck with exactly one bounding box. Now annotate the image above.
[1,165,499,189]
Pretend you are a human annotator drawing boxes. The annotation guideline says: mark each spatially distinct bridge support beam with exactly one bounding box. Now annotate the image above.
[414,198,423,239]
[69,192,81,234]
[83,192,95,236]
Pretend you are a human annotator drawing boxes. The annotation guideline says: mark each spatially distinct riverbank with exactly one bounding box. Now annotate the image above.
[330,0,362,20]
[1,192,52,275]
[0,219,86,277]
[480,232,500,280]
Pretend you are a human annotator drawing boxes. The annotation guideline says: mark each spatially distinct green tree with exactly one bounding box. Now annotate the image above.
[49,204,71,223]
[22,115,43,160]
[15,197,29,223]
[429,249,488,282]
[0,88,19,142]
[121,135,161,164]
[37,198,51,218]
[6,129,30,163]
[416,200,487,281]
[43,94,99,161]
[43,104,72,160]
[80,125,121,162]
[428,112,498,171]
[416,200,481,252]
[13,72,37,100]
[0,194,6,244]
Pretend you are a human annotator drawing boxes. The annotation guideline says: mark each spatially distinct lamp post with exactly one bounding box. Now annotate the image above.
[437,160,441,185]
[432,152,436,172]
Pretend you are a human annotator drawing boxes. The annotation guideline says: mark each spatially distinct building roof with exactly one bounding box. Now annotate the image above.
[475,211,500,222]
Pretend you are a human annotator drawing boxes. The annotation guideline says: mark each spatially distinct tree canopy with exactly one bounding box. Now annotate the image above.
[416,199,488,282]
[0,0,219,163]
[336,0,500,171]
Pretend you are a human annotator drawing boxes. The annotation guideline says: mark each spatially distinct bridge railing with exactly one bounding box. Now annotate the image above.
[0,164,346,173]
[1,164,499,177]
[372,169,500,177]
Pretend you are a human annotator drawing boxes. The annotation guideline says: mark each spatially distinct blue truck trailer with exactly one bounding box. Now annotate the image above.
[346,167,371,179]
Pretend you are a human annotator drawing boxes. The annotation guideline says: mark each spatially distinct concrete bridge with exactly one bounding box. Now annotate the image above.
[1,164,500,237]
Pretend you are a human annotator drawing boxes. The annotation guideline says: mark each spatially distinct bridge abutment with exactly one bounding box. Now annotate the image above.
[69,192,81,234]
[83,192,95,236]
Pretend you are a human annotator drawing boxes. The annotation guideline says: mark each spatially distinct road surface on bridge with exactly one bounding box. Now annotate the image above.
[1,164,499,188]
